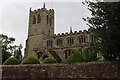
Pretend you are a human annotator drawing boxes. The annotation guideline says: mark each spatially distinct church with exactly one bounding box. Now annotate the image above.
[25,3,97,62]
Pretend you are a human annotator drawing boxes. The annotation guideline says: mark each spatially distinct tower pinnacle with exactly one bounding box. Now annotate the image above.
[70,26,73,33]
[30,7,31,12]
[43,3,45,8]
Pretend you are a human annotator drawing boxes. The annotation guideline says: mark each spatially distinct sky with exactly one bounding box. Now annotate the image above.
[0,0,93,55]
[104,0,120,2]
[2,0,120,55]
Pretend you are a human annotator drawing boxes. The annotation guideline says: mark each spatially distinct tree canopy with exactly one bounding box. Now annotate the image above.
[83,1,120,61]
[0,34,23,64]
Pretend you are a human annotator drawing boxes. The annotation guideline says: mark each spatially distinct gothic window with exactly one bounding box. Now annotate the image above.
[78,36,86,44]
[64,49,73,59]
[78,36,82,44]
[47,40,53,47]
[47,15,49,24]
[83,36,86,43]
[37,14,41,23]
[67,37,74,46]
[91,36,96,42]
[50,18,52,26]
[56,38,63,46]
[33,15,36,24]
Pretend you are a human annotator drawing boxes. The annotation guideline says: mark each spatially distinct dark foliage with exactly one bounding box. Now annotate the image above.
[83,1,120,61]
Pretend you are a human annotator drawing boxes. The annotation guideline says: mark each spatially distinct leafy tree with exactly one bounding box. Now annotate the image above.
[83,1,120,61]
[66,50,97,64]
[0,34,15,64]
[14,44,23,62]
[0,34,23,64]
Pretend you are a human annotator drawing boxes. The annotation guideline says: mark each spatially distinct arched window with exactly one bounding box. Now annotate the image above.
[67,37,74,46]
[91,36,97,42]
[78,36,82,44]
[83,36,86,43]
[56,39,63,46]
[50,18,52,26]
[33,15,36,24]
[64,49,73,59]
[47,40,53,48]
[47,15,49,24]
[78,35,86,44]
[37,14,41,23]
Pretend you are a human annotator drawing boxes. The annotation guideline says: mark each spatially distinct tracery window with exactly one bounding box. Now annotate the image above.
[47,40,53,47]
[47,15,49,24]
[56,39,63,46]
[64,49,73,59]
[67,37,74,46]
[78,36,86,44]
[91,36,97,42]
[50,18,52,26]
[33,15,36,24]
[37,14,41,23]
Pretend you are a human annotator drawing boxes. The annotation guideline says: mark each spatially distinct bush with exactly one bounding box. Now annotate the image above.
[21,55,40,64]
[3,57,20,65]
[43,57,57,64]
[66,50,97,64]
[66,51,83,64]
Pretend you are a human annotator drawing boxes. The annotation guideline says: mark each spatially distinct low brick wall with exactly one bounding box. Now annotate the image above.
[2,61,120,79]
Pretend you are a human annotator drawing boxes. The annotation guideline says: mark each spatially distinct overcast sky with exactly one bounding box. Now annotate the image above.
[1,0,119,55]
[0,1,92,55]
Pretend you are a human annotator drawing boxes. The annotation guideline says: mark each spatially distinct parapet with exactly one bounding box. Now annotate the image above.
[55,29,90,37]
[30,7,54,15]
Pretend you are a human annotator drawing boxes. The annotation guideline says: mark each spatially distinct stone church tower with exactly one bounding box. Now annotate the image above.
[25,3,54,56]
[25,4,98,62]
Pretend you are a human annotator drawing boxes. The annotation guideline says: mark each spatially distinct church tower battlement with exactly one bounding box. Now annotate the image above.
[28,3,54,37]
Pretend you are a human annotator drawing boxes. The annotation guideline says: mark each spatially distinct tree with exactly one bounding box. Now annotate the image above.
[0,34,15,64]
[0,34,23,64]
[83,1,120,61]
[66,50,97,64]
[14,44,23,62]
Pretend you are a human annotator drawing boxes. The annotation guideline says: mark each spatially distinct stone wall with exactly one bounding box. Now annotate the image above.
[2,61,120,79]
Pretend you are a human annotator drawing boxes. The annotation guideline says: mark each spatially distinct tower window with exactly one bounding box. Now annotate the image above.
[37,14,41,23]
[50,18,52,26]
[33,15,36,24]
[47,15,49,24]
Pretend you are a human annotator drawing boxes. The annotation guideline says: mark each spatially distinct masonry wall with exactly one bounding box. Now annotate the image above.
[2,61,120,80]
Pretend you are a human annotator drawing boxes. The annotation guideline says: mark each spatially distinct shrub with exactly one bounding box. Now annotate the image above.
[66,51,83,64]
[43,57,57,64]
[3,57,20,65]
[66,50,97,64]
[21,55,40,64]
